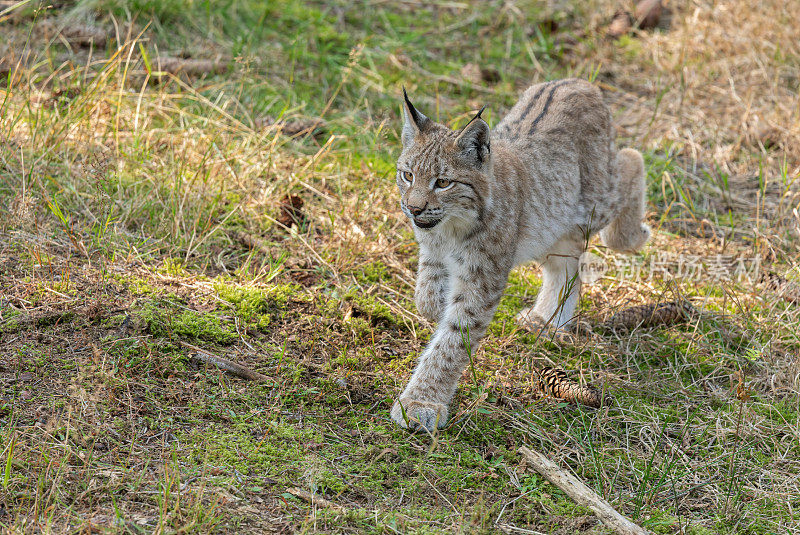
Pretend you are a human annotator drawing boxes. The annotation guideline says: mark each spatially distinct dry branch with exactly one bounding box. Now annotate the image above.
[155,56,228,77]
[286,487,346,512]
[41,21,110,47]
[518,446,652,535]
[181,342,270,382]
[59,24,110,46]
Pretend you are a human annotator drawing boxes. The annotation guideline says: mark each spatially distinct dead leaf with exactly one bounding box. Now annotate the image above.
[733,370,751,402]
[277,194,305,228]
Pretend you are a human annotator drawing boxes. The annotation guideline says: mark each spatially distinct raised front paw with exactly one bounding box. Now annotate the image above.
[391,398,449,432]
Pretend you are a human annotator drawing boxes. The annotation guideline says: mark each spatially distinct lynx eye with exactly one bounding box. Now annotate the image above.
[435,178,452,189]
[401,171,414,183]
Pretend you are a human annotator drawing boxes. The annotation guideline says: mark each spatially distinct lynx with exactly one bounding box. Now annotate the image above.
[392,78,650,431]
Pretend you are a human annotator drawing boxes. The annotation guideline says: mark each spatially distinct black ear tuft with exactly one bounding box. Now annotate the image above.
[403,87,424,128]
[454,107,491,165]
[401,87,430,145]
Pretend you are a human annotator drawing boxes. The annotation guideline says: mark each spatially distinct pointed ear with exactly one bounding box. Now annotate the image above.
[401,87,430,146]
[454,106,490,165]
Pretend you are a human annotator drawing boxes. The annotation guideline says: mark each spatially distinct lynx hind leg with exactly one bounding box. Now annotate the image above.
[600,148,651,253]
[517,239,584,331]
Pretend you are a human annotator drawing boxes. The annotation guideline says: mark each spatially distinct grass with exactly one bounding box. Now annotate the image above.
[1,0,800,533]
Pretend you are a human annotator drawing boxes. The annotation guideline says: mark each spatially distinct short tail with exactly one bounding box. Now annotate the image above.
[600,148,650,253]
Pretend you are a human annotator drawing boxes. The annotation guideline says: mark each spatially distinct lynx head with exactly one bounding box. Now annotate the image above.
[396,88,492,232]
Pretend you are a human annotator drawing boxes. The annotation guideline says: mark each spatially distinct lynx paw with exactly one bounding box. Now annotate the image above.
[391,398,449,432]
[515,308,549,332]
[516,308,576,344]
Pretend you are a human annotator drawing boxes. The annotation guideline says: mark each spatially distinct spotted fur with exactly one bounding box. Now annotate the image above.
[392,79,650,431]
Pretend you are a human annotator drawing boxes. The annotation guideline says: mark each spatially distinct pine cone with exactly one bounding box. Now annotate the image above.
[759,272,800,304]
[536,366,605,408]
[602,301,697,330]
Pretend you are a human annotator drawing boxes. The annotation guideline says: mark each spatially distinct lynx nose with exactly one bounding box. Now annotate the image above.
[408,202,427,216]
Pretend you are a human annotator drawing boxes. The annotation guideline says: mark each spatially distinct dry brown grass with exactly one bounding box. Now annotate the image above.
[1,0,800,533]
[581,0,800,240]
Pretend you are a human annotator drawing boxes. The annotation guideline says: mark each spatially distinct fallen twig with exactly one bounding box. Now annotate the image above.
[155,56,228,76]
[518,446,651,535]
[286,487,346,512]
[41,21,110,47]
[180,342,271,383]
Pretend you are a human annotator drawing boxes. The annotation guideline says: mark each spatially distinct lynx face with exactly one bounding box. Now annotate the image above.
[395,164,448,229]
[397,90,492,232]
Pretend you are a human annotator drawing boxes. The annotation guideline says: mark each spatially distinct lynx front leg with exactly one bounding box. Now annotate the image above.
[392,259,509,431]
[517,239,584,331]
[415,255,449,324]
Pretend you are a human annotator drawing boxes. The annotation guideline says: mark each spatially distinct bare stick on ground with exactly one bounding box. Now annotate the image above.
[156,56,228,76]
[518,446,652,535]
[286,487,346,513]
[180,342,271,383]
